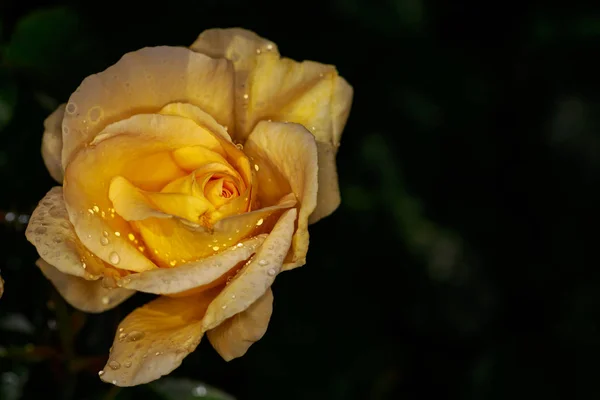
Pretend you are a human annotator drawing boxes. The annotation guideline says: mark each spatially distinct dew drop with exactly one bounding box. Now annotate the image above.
[109,252,120,264]
[267,268,276,276]
[88,106,103,123]
[101,296,110,305]
[112,380,117,385]
[243,93,249,99]
[221,305,227,309]
[102,231,109,237]
[231,294,236,299]
[127,331,145,341]
[124,361,132,368]
[254,164,260,171]
[236,243,244,248]
[192,385,208,397]
[256,218,264,226]
[88,209,95,215]
[258,259,268,266]
[266,43,274,50]
[93,205,100,213]
[128,233,135,241]
[98,370,104,376]
[119,328,124,332]
[119,332,128,340]
[66,102,78,114]
[82,262,87,269]
[114,231,121,237]
[155,352,161,356]
[169,260,177,267]
[256,48,261,54]
[212,246,220,251]
[100,237,109,246]
[108,360,120,370]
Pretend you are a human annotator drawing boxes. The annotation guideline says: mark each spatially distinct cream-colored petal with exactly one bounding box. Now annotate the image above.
[117,235,266,295]
[207,288,273,361]
[244,122,317,269]
[37,259,134,313]
[41,104,65,183]
[99,289,218,387]
[202,208,296,330]
[62,46,234,167]
[25,187,106,278]
[309,141,341,224]
[63,114,229,273]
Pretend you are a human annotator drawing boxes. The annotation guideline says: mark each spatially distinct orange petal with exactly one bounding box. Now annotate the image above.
[63,114,229,273]
[202,208,296,330]
[62,46,234,167]
[25,187,106,278]
[99,289,218,386]
[37,259,134,313]
[207,288,273,361]
[42,104,65,183]
[244,122,318,269]
[116,235,266,295]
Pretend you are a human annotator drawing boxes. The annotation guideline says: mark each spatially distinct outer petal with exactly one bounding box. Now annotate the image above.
[63,114,229,273]
[244,122,318,269]
[62,46,234,167]
[41,104,66,183]
[99,289,219,387]
[117,235,266,295]
[37,259,134,313]
[202,208,296,331]
[191,29,353,223]
[207,288,273,361]
[25,187,106,278]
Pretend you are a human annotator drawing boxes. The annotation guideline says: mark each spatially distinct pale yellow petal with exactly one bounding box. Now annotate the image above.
[62,46,234,167]
[99,289,218,387]
[117,235,266,295]
[244,122,317,269]
[41,104,65,183]
[207,288,273,361]
[135,194,295,268]
[36,259,134,313]
[25,187,106,278]
[202,208,296,330]
[64,114,227,273]
[109,176,213,222]
[308,141,341,224]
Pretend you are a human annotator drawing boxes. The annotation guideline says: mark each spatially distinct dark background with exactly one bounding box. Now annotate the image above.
[1,1,599,399]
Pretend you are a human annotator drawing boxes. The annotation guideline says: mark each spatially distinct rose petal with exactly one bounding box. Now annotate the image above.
[99,289,218,387]
[207,288,273,361]
[309,141,341,224]
[202,208,296,330]
[64,114,230,273]
[117,235,266,295]
[244,122,318,269]
[42,104,65,183]
[36,259,134,313]
[135,194,295,268]
[191,29,352,223]
[25,187,106,278]
[109,176,213,222]
[62,46,234,167]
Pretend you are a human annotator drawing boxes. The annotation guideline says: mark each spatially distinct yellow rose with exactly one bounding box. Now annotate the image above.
[25,28,352,386]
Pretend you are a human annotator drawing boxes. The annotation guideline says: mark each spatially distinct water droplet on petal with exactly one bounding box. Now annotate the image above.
[243,93,249,99]
[124,361,132,368]
[128,233,135,241]
[127,331,145,341]
[102,231,109,237]
[66,102,78,114]
[109,252,120,264]
[114,231,121,237]
[100,237,109,246]
[101,296,110,305]
[98,370,104,376]
[192,385,208,397]
[267,268,276,276]
[259,259,268,266]
[93,205,100,213]
[108,361,120,370]
[254,164,260,171]
[256,218,264,226]
[212,246,220,251]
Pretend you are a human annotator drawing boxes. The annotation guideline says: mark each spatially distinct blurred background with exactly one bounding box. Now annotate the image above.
[1,0,599,399]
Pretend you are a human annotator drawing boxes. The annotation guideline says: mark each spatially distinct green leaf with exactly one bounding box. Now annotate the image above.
[3,7,82,75]
[149,378,236,400]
